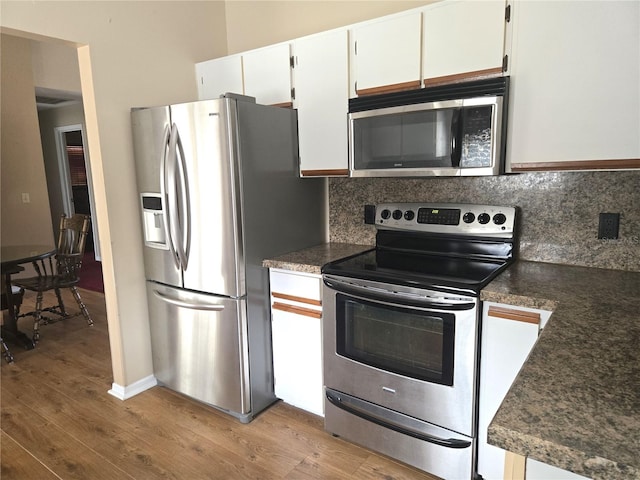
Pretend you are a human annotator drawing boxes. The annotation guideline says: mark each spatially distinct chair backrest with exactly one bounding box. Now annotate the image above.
[57,214,91,255]
[55,214,91,283]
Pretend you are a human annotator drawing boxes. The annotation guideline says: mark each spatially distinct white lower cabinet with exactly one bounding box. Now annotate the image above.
[478,302,549,480]
[269,269,324,417]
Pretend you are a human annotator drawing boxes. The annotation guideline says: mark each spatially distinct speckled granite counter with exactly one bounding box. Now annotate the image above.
[262,242,373,275]
[481,261,640,480]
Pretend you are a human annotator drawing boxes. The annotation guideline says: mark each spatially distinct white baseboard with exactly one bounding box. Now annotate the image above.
[108,374,157,400]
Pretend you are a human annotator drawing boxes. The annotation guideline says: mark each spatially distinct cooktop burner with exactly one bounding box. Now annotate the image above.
[322,202,517,293]
[323,249,510,291]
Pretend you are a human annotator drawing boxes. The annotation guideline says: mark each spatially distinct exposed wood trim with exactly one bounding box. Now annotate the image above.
[511,158,640,172]
[488,305,540,325]
[504,451,526,480]
[356,80,421,97]
[272,291,321,307]
[271,101,294,109]
[300,169,349,177]
[423,67,503,87]
[272,302,322,319]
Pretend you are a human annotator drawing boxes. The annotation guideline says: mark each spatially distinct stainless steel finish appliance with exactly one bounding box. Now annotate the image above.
[349,77,509,178]
[131,95,326,423]
[322,203,516,479]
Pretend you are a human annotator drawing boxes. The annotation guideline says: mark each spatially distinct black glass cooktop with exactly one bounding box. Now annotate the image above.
[321,248,511,292]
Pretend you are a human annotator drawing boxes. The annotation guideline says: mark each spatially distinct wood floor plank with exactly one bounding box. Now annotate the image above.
[1,404,134,480]
[0,431,62,480]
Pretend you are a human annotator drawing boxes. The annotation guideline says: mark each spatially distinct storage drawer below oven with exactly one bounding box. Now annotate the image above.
[324,388,473,480]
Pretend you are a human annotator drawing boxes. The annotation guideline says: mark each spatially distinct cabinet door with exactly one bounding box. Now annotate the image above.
[195,55,244,101]
[507,1,640,171]
[477,303,542,480]
[242,43,292,107]
[272,309,323,417]
[351,11,422,96]
[422,0,507,85]
[269,270,324,417]
[293,29,349,177]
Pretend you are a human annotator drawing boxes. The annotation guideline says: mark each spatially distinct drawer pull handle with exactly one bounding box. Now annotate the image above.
[488,305,540,325]
[272,291,321,307]
[272,302,322,319]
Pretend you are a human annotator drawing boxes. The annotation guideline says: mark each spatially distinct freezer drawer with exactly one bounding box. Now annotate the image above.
[146,282,250,416]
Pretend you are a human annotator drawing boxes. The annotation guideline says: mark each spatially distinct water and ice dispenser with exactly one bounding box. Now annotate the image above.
[141,194,168,249]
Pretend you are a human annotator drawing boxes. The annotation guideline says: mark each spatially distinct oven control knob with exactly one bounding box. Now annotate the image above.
[463,212,475,223]
[381,209,391,220]
[493,213,507,225]
[392,209,403,220]
[404,210,415,221]
[478,213,491,224]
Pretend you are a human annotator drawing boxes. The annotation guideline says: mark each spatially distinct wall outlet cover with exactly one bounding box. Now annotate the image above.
[598,213,620,240]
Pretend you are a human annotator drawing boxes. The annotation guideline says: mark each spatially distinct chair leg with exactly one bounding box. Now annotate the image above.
[55,288,68,317]
[70,287,93,327]
[33,291,44,343]
[1,336,14,363]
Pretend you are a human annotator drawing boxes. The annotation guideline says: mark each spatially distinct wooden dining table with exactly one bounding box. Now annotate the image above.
[1,245,56,350]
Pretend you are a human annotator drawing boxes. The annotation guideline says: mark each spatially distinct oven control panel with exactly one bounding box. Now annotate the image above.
[369,203,516,237]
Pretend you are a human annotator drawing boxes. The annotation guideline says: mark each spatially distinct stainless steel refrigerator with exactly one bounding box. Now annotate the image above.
[131,95,326,422]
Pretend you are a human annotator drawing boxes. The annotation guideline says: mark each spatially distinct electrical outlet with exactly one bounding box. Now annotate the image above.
[598,213,620,239]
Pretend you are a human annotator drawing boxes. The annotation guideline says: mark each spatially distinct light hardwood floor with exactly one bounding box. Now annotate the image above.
[1,288,439,480]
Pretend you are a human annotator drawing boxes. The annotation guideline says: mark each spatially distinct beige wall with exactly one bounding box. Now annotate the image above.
[31,39,82,92]
[0,34,56,248]
[225,0,433,53]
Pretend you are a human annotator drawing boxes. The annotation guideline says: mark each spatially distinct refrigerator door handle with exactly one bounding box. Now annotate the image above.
[166,123,184,270]
[160,124,181,269]
[174,125,191,269]
[153,289,225,311]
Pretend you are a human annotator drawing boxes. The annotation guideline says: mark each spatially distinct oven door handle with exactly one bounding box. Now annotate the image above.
[326,390,471,449]
[323,277,476,311]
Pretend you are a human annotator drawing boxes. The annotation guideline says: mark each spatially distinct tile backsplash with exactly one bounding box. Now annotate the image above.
[329,171,640,272]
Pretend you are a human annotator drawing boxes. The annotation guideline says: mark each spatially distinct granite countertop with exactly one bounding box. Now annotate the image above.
[262,242,373,275]
[482,261,640,480]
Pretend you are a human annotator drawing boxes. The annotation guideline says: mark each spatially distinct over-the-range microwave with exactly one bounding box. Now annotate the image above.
[349,77,509,177]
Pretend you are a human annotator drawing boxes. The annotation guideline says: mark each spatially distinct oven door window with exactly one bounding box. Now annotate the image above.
[335,294,455,386]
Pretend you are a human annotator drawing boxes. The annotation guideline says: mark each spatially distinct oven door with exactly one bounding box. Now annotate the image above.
[322,274,479,437]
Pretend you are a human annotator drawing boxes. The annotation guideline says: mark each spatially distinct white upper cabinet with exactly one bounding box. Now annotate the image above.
[242,43,292,106]
[507,0,640,171]
[422,0,507,85]
[196,55,243,100]
[350,11,422,96]
[293,29,349,176]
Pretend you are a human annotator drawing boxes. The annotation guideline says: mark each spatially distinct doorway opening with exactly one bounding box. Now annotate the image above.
[54,124,103,292]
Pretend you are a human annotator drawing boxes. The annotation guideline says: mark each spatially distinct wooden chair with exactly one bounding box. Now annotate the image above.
[13,214,94,343]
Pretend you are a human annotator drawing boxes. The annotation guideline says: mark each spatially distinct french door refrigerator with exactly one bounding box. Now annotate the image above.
[131,95,326,422]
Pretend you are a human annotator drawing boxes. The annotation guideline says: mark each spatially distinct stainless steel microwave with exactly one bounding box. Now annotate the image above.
[349,77,509,177]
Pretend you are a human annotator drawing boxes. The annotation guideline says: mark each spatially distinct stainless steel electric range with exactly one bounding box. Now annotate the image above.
[321,202,517,480]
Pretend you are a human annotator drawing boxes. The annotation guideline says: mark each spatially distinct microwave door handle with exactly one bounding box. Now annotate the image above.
[450,108,462,167]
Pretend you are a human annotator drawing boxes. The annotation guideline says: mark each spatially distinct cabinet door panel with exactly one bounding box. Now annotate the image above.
[243,43,292,106]
[423,0,506,83]
[352,12,422,94]
[196,55,243,101]
[294,29,349,175]
[271,309,323,417]
[477,303,540,480]
[507,1,640,169]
